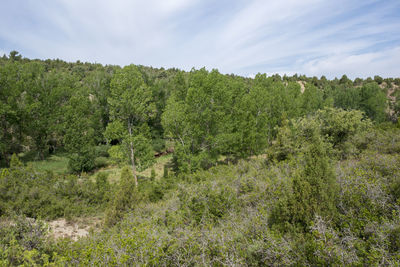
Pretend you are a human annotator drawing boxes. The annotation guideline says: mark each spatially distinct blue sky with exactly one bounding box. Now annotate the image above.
[1,0,399,79]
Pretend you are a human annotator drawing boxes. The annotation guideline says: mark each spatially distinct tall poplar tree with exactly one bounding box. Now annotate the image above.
[107,65,155,186]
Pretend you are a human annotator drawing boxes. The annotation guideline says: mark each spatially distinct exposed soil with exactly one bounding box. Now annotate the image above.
[48,217,102,241]
[297,81,306,93]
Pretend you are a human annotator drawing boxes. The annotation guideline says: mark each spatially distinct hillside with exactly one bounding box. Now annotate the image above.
[1,53,400,265]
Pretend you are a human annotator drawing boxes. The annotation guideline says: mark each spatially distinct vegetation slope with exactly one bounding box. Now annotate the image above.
[0,51,399,265]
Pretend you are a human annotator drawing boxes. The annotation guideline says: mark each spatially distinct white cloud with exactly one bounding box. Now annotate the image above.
[300,46,400,79]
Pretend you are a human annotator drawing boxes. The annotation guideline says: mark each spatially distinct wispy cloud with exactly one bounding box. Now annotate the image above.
[301,46,400,78]
[0,0,399,78]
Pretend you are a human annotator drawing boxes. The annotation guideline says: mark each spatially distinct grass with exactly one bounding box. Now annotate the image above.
[139,154,172,178]
[25,151,70,174]
[21,147,173,184]
[89,154,173,183]
[90,165,122,183]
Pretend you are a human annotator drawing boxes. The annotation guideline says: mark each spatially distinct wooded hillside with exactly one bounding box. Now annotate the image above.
[1,52,399,265]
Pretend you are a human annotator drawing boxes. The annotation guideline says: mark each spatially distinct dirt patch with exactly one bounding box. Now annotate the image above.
[386,83,399,117]
[297,81,306,93]
[48,217,102,241]
[249,153,268,160]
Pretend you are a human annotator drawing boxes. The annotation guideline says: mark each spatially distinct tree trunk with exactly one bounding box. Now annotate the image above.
[128,121,138,186]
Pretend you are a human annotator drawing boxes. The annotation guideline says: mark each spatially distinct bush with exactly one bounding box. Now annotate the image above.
[147,182,164,202]
[95,144,110,157]
[390,175,400,202]
[152,138,165,153]
[388,225,400,253]
[179,184,235,224]
[68,147,96,173]
[0,216,51,266]
[105,167,138,227]
[96,172,110,204]
[272,107,372,160]
[108,145,126,165]
[0,159,106,220]
[94,156,109,169]
[270,131,338,231]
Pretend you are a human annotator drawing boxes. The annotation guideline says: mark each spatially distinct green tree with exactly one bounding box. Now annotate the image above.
[235,75,271,156]
[339,74,352,85]
[63,93,97,172]
[314,107,372,148]
[358,82,387,122]
[300,83,324,116]
[374,75,383,84]
[333,84,361,111]
[81,69,113,141]
[272,107,372,160]
[25,67,74,159]
[163,69,243,171]
[107,65,156,185]
[9,50,22,61]
[0,62,21,165]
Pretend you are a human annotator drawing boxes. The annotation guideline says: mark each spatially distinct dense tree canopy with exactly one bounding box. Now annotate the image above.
[0,52,396,170]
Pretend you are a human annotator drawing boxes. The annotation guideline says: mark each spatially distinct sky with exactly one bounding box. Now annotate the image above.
[1,0,399,79]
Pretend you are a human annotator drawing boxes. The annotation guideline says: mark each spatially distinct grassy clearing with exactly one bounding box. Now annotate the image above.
[89,154,173,183]
[21,147,173,184]
[89,165,122,183]
[139,154,172,178]
[25,152,70,174]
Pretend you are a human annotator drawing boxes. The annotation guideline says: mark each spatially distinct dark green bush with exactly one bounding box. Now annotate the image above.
[105,167,139,227]
[152,138,165,152]
[270,132,338,231]
[68,148,96,173]
[94,156,109,169]
[147,182,164,202]
[95,144,110,157]
[180,184,234,224]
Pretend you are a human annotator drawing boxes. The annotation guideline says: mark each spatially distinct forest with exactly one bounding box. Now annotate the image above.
[1,51,400,265]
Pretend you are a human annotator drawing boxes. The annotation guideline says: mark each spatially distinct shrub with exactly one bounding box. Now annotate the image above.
[390,178,400,203]
[95,144,111,157]
[0,160,106,220]
[388,225,400,253]
[105,167,138,226]
[272,107,372,160]
[147,182,164,202]
[152,138,165,152]
[180,184,235,224]
[163,165,168,178]
[94,156,109,169]
[108,145,126,165]
[0,216,51,266]
[68,147,96,173]
[96,172,110,204]
[270,131,338,231]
